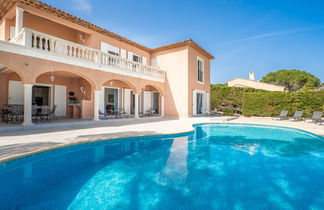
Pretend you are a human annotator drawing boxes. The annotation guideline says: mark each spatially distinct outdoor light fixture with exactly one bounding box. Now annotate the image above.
[80,86,86,94]
[79,34,85,43]
[50,75,55,82]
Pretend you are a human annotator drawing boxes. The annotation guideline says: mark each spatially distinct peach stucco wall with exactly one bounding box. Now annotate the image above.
[0,3,213,118]
[152,47,189,117]
[0,51,165,117]
[10,3,151,62]
[0,51,164,93]
[23,13,78,43]
[188,46,211,115]
[151,46,211,117]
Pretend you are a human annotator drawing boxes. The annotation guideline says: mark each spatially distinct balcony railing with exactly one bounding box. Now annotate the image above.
[10,28,165,81]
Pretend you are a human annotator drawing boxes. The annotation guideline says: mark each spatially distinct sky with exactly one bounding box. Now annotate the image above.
[41,0,324,84]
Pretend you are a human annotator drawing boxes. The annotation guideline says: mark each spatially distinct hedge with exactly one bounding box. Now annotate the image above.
[242,91,324,117]
[210,85,265,114]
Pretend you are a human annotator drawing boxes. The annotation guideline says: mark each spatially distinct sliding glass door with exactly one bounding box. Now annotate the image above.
[196,93,203,115]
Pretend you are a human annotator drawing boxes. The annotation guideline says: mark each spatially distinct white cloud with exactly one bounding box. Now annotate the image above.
[236,23,324,42]
[71,0,92,14]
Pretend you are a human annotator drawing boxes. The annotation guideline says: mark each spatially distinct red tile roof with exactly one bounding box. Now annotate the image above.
[0,0,214,59]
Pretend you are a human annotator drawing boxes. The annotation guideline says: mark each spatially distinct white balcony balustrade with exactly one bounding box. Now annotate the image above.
[10,28,165,81]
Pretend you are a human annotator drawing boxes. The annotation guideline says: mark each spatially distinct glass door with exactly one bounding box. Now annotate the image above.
[196,93,203,114]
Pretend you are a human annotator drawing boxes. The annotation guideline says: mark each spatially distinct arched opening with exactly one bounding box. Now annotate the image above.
[100,79,137,116]
[139,84,163,117]
[35,71,94,120]
[0,65,25,124]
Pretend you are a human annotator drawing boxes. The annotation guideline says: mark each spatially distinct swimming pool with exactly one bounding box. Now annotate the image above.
[0,123,323,209]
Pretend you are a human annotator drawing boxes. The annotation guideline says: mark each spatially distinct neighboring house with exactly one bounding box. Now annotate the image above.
[0,0,214,126]
[227,72,286,92]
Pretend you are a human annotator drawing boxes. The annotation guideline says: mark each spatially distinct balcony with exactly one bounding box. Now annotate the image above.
[7,28,165,82]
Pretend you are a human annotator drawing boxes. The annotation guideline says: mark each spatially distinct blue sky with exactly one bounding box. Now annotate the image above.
[42,0,324,84]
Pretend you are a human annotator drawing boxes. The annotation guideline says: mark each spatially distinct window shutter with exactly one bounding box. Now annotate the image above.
[142,57,147,65]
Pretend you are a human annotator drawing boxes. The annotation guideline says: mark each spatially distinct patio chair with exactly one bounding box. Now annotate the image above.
[40,105,51,121]
[146,108,155,117]
[273,110,289,120]
[32,106,39,122]
[1,104,10,123]
[10,104,24,124]
[311,111,323,124]
[117,108,127,118]
[292,111,303,121]
[49,105,57,120]
[99,110,113,119]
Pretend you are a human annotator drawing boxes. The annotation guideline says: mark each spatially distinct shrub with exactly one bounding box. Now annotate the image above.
[223,108,234,116]
[242,91,324,117]
[210,85,265,114]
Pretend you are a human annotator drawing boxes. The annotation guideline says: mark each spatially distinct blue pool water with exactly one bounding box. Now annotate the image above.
[0,124,324,209]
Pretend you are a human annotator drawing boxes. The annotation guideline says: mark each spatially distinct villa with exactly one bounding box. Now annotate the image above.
[0,0,213,126]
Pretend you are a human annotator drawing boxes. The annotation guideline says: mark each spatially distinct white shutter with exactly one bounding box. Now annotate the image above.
[121,49,127,58]
[192,90,197,115]
[202,93,206,114]
[127,51,134,60]
[54,85,67,116]
[100,42,119,54]
[206,93,210,113]
[99,86,105,113]
[142,57,147,65]
[124,89,131,114]
[8,80,24,104]
[144,91,152,112]
[100,42,108,52]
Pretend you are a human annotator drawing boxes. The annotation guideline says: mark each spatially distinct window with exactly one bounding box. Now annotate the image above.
[101,42,119,56]
[133,55,142,63]
[108,50,119,56]
[197,58,204,83]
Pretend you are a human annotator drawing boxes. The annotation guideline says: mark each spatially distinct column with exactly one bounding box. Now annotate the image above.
[161,96,165,117]
[22,84,33,126]
[134,93,139,119]
[93,90,100,121]
[15,7,24,36]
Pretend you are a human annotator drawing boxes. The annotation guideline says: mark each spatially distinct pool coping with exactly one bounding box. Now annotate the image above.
[0,121,323,164]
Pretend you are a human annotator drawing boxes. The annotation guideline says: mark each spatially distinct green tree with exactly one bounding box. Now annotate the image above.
[261,69,321,91]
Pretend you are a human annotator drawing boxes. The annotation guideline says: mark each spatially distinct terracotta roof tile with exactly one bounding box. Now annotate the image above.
[152,39,214,59]
[0,0,214,59]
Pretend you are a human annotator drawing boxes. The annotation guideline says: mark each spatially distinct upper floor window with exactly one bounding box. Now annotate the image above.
[101,42,119,56]
[108,50,119,56]
[197,57,204,83]
[133,54,142,63]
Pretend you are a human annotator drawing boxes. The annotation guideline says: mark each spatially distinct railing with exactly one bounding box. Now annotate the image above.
[10,28,165,81]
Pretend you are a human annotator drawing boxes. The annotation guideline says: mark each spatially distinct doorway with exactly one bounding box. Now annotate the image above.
[196,93,203,115]
[32,86,50,106]
[104,88,119,114]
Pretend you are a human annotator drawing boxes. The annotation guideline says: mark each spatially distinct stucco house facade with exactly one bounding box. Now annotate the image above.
[0,0,214,126]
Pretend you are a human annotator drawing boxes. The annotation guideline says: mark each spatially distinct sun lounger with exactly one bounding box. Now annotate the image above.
[273,110,289,120]
[292,111,303,121]
[311,111,323,124]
